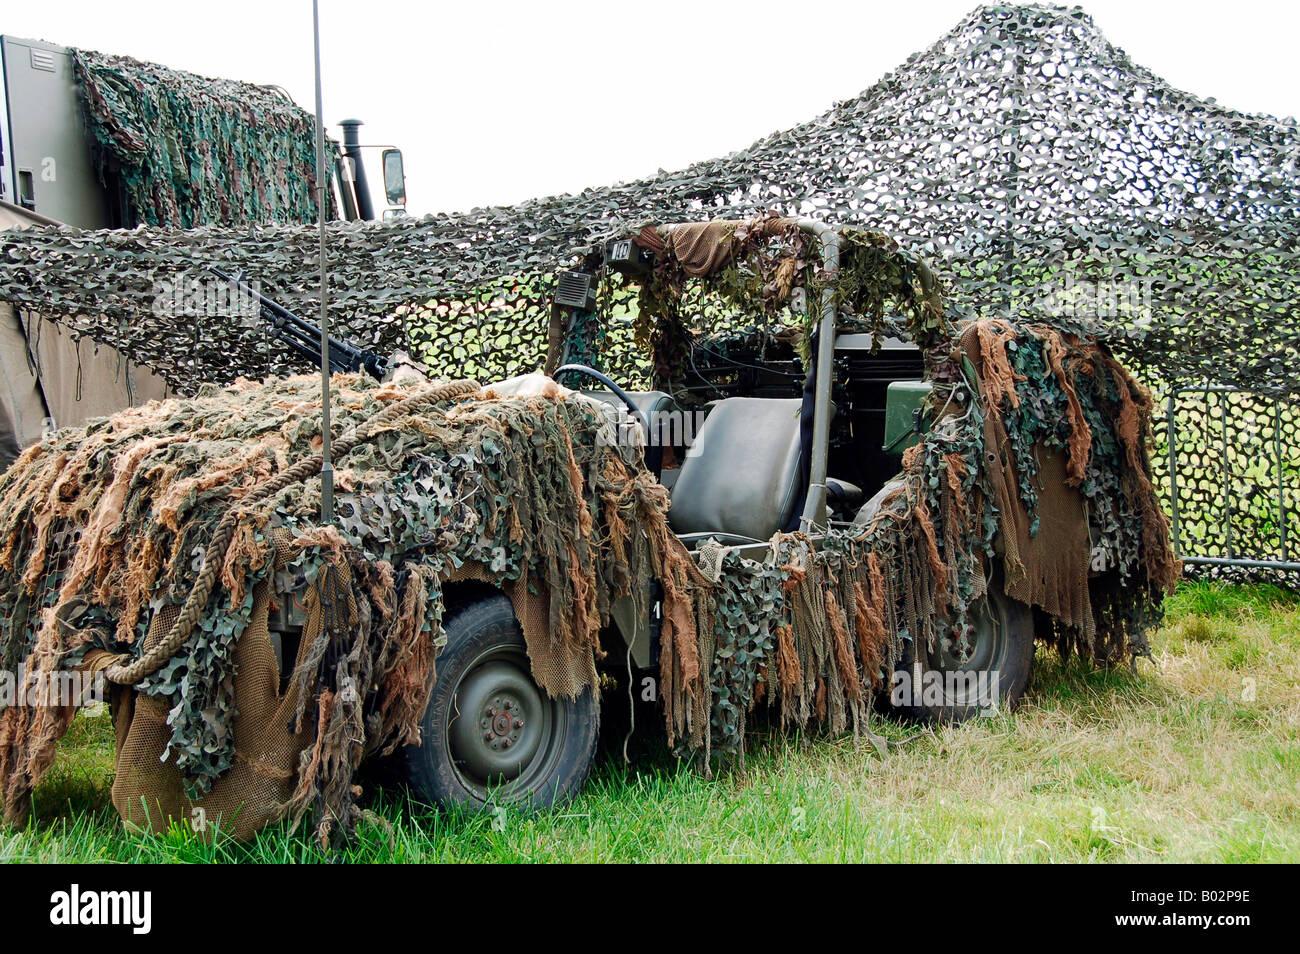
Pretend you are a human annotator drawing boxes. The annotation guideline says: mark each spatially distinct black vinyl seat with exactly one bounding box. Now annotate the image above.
[826,477,865,514]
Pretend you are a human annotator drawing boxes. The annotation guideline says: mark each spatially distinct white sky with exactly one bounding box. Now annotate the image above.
[4,0,1298,216]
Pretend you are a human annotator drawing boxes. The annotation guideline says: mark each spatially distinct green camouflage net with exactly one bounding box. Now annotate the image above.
[673,316,1180,761]
[584,217,946,383]
[72,48,329,227]
[0,5,1291,575]
[0,376,688,841]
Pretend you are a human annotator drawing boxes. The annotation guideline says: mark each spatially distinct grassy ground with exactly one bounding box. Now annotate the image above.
[2,581,1297,863]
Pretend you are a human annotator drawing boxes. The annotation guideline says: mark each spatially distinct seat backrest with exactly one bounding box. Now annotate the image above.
[580,389,684,473]
[668,397,804,541]
[579,389,679,431]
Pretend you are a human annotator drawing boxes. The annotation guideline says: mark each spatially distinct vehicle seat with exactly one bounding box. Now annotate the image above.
[826,477,865,515]
[580,389,680,431]
[580,389,683,474]
[668,397,804,542]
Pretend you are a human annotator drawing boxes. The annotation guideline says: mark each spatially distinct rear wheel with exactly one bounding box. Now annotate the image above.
[891,578,1035,722]
[404,595,599,811]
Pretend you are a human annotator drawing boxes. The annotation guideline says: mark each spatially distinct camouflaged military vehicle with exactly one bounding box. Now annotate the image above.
[385,215,1177,812]
[0,216,1177,842]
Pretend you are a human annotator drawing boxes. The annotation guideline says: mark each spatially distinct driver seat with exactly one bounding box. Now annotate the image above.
[668,397,804,543]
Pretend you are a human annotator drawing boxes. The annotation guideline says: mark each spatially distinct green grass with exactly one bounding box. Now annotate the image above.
[3,580,1297,863]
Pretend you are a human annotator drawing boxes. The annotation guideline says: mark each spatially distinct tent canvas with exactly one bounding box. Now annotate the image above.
[0,199,170,471]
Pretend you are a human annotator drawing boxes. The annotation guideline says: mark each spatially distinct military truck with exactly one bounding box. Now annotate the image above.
[0,34,408,475]
[0,35,406,227]
[194,215,1170,819]
[199,218,1019,812]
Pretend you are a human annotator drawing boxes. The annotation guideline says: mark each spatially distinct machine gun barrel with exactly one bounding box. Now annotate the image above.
[208,266,389,380]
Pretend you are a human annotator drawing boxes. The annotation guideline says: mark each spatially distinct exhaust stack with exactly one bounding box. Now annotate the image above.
[339,119,375,221]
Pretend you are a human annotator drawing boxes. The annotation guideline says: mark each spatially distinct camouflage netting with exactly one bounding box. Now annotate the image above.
[0,376,693,843]
[0,2,1265,842]
[0,4,1294,570]
[605,216,949,377]
[71,48,329,228]
[622,221,1180,758]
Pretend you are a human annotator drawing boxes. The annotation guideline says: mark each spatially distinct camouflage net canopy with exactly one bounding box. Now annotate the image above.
[71,48,328,227]
[0,2,1294,563]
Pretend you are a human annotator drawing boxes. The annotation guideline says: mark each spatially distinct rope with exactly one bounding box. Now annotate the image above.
[104,378,481,685]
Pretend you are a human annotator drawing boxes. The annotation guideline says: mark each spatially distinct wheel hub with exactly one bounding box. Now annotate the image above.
[925,595,1008,707]
[448,660,547,785]
[483,697,525,749]
[932,603,999,672]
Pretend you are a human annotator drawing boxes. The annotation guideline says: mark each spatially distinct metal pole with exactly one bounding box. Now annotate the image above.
[1274,400,1288,563]
[797,219,839,532]
[1166,390,1180,560]
[1178,555,1300,572]
[1220,393,1231,559]
[312,0,334,524]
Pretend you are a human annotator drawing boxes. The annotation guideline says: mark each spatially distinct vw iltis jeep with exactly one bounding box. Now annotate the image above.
[397,217,1037,812]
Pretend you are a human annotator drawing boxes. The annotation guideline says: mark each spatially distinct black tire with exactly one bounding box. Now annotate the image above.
[890,576,1035,723]
[404,594,599,812]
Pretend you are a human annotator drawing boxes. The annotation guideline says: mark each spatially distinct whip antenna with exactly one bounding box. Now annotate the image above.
[312,0,333,524]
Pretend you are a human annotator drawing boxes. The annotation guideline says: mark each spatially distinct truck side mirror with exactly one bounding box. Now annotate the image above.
[382,149,406,207]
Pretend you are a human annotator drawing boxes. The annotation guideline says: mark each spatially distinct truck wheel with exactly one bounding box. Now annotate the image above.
[891,579,1035,723]
[405,594,599,812]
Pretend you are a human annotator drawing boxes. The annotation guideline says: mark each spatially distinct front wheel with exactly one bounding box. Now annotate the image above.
[404,594,600,811]
[890,577,1035,722]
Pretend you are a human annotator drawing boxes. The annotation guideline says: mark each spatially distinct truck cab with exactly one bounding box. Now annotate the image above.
[0,35,406,227]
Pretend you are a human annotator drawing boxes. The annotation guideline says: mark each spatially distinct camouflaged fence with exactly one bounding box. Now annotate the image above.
[0,3,1296,577]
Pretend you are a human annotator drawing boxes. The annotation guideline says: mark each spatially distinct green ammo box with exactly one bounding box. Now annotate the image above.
[882,380,932,454]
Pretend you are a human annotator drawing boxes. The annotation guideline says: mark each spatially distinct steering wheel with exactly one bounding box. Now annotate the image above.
[553,363,662,474]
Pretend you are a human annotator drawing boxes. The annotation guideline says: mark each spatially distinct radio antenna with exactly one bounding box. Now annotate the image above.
[311,0,333,524]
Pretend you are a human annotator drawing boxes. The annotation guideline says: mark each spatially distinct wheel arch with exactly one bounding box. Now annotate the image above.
[438,560,649,671]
